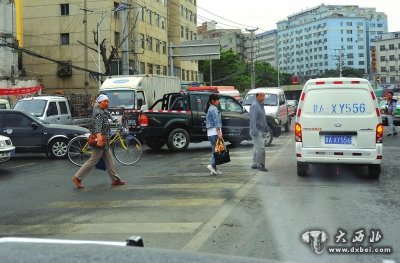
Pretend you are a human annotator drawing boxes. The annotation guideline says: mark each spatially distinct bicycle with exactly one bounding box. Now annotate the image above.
[67,123,142,166]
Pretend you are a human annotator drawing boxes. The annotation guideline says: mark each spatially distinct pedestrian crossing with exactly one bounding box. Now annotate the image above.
[0,135,293,250]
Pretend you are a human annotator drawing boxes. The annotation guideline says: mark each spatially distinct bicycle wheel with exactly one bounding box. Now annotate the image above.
[113,135,142,165]
[68,136,93,166]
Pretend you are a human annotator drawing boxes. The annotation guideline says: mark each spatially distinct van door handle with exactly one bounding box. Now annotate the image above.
[200,116,206,119]
[223,117,230,120]
[57,118,60,120]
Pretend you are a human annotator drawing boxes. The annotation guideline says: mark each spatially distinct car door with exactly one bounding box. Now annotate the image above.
[58,100,72,124]
[279,94,288,124]
[219,96,250,140]
[3,112,44,153]
[191,94,208,138]
[45,101,60,124]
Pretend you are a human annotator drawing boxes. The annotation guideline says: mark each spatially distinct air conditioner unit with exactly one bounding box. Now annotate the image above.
[57,61,72,77]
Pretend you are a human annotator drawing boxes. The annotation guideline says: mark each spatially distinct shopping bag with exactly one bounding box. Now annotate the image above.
[214,148,231,165]
[95,158,106,170]
[214,138,230,165]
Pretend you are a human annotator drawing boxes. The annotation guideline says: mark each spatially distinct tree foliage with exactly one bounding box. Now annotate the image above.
[199,49,292,94]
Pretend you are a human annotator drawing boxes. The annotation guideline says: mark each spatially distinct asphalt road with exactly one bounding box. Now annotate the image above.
[0,128,398,263]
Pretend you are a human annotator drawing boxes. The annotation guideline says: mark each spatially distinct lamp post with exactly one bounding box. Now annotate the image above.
[96,3,127,88]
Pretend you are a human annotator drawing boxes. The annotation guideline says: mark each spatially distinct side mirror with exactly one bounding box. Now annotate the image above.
[31,122,39,129]
[137,98,143,109]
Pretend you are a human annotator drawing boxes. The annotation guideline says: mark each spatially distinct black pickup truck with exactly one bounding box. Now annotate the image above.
[136,91,281,152]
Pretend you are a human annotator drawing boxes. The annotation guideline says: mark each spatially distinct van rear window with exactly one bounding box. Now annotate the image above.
[303,89,374,115]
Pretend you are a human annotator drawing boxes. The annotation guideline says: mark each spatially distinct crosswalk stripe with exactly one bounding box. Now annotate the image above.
[0,223,202,235]
[47,199,225,209]
[107,183,243,190]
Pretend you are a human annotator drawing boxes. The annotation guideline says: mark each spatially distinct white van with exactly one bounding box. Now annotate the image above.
[295,78,383,179]
[243,88,290,133]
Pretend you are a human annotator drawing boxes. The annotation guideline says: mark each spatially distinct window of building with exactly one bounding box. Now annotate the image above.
[114,32,120,47]
[181,69,185,80]
[181,26,184,38]
[359,53,364,58]
[347,45,353,50]
[389,55,395,61]
[60,33,69,45]
[380,56,386,62]
[358,45,364,49]
[381,77,386,84]
[146,36,153,50]
[346,30,352,34]
[348,61,353,65]
[147,63,153,74]
[162,66,167,76]
[155,14,160,27]
[156,65,161,75]
[359,61,365,65]
[155,39,160,53]
[346,22,352,26]
[381,67,386,72]
[113,2,120,19]
[380,45,385,51]
[389,44,395,50]
[390,66,395,72]
[162,41,167,54]
[139,6,144,21]
[139,62,145,74]
[60,4,69,16]
[140,34,145,49]
[390,77,396,83]
[147,10,152,24]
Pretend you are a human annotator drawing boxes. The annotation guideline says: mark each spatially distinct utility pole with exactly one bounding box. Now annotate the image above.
[83,0,89,94]
[121,6,129,75]
[246,28,258,89]
[334,48,344,77]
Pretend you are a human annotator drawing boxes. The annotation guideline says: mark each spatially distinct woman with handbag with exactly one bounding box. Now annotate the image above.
[72,94,126,189]
[205,93,223,175]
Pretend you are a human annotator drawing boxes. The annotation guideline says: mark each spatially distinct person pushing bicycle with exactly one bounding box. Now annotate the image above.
[72,94,126,189]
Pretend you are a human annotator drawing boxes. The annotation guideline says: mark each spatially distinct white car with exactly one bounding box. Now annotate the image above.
[0,135,15,163]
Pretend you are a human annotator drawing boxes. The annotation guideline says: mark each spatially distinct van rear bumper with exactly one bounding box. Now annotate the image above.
[295,143,382,165]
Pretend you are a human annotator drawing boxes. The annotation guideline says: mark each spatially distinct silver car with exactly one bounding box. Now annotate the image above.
[0,135,15,163]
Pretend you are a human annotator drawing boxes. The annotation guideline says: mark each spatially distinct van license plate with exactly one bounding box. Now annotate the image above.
[325,135,352,144]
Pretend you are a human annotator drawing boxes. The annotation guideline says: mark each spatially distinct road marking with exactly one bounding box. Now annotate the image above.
[181,136,292,252]
[48,199,225,208]
[108,183,243,190]
[0,223,202,235]
[8,163,36,169]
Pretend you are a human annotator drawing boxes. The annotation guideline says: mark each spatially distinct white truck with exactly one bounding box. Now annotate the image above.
[99,75,181,129]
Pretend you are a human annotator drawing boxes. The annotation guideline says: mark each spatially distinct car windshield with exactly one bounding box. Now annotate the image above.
[244,93,278,106]
[101,90,135,109]
[14,100,46,117]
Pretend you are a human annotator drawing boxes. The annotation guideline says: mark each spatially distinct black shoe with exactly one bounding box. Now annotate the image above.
[251,165,258,169]
[258,165,268,172]
[387,134,393,136]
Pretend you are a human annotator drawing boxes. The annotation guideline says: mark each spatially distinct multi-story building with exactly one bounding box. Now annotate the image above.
[197,22,246,59]
[21,0,198,95]
[254,30,278,67]
[0,1,18,78]
[277,4,388,81]
[372,32,400,87]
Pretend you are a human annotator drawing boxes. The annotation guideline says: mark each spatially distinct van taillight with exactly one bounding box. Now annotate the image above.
[295,123,302,142]
[139,114,149,127]
[375,108,381,117]
[376,123,383,143]
[371,92,376,100]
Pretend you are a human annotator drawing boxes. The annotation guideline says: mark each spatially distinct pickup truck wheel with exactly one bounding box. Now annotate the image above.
[48,138,69,159]
[167,128,190,152]
[284,116,290,132]
[145,138,165,150]
[263,126,273,147]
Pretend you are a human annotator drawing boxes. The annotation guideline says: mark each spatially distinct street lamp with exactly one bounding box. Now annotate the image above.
[97,3,127,88]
